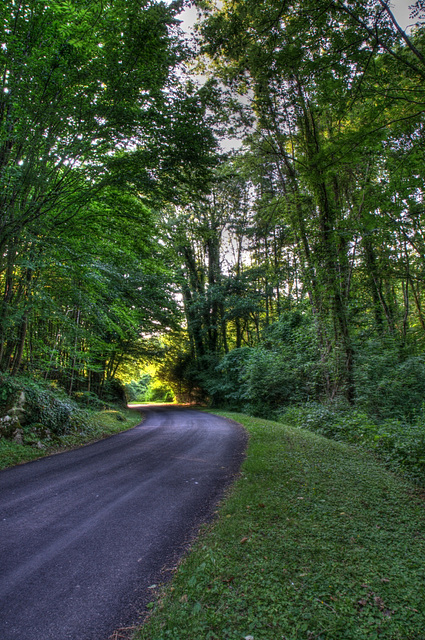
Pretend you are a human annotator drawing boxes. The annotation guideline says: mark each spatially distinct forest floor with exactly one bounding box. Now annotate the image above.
[0,407,143,470]
[134,411,425,640]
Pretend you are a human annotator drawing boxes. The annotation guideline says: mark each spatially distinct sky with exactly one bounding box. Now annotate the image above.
[173,0,415,154]
[177,0,413,33]
[391,0,415,29]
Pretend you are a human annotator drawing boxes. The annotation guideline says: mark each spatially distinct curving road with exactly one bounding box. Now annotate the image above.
[0,406,246,640]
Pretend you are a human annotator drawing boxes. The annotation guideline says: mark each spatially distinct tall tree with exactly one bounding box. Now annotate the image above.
[0,0,220,384]
[195,0,425,401]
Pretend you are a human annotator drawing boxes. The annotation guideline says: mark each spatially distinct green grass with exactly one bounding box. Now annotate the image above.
[0,407,143,470]
[135,411,425,640]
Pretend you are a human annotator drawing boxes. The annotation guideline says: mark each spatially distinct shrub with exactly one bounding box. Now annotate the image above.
[124,374,151,402]
[354,339,425,420]
[281,401,425,485]
[244,348,300,414]
[100,379,127,405]
[146,380,175,403]
[207,347,253,409]
[72,391,104,409]
[373,417,425,483]
[25,386,77,435]
[0,375,93,437]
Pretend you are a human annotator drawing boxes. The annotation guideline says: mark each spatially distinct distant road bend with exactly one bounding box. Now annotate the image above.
[0,406,247,640]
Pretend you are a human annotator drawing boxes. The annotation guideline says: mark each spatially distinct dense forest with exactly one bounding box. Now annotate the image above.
[1,0,425,475]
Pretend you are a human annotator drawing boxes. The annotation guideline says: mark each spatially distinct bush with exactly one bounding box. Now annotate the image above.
[0,375,93,437]
[124,374,151,402]
[354,339,425,420]
[0,375,22,413]
[373,416,425,483]
[100,379,127,405]
[281,401,425,485]
[281,402,376,441]
[244,348,301,414]
[207,347,253,409]
[25,386,80,435]
[146,380,175,403]
[72,391,104,408]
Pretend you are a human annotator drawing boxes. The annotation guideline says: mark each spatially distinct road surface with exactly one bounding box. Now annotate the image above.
[0,406,246,640]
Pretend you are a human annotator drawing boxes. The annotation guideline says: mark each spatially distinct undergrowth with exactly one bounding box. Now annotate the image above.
[279,403,425,486]
[0,407,143,469]
[135,412,425,640]
[0,374,144,469]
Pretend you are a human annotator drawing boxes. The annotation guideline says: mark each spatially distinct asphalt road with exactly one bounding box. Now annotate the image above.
[0,406,246,640]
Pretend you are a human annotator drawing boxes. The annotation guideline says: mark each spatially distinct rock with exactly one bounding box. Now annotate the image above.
[13,428,24,444]
[0,415,21,439]
[9,391,27,425]
[31,423,54,440]
[0,390,27,438]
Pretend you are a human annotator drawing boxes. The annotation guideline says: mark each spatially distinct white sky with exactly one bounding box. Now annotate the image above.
[173,0,415,154]
[177,0,413,32]
[391,0,415,29]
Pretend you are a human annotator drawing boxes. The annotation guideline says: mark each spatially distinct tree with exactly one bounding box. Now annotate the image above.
[195,0,425,401]
[0,0,220,388]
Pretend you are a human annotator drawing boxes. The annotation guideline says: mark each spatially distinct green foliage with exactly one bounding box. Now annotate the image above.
[244,347,301,413]
[0,375,22,411]
[280,403,376,444]
[281,402,425,485]
[0,0,216,390]
[72,391,104,409]
[354,341,425,420]
[100,380,128,406]
[125,374,152,402]
[145,379,175,403]
[202,310,320,412]
[207,347,253,408]
[15,378,91,435]
[0,384,143,470]
[372,418,425,485]
[136,411,425,640]
[156,338,216,403]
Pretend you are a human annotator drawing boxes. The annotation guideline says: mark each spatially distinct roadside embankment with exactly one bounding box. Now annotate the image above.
[135,411,425,640]
[0,406,143,469]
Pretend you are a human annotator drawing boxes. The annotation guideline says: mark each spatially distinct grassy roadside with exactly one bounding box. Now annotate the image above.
[135,411,425,640]
[0,407,144,470]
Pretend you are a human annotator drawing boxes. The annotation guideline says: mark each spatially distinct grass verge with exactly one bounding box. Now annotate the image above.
[0,407,143,470]
[134,411,425,640]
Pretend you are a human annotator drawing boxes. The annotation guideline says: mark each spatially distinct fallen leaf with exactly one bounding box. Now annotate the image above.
[240,536,249,544]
